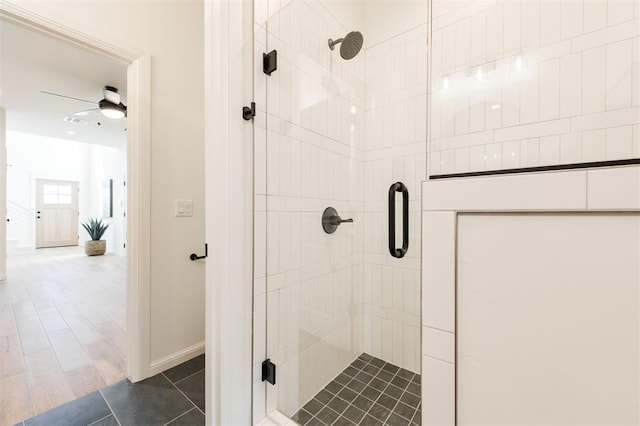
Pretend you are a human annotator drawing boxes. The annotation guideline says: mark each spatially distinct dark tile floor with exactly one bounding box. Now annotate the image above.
[16,355,205,426]
[292,353,421,426]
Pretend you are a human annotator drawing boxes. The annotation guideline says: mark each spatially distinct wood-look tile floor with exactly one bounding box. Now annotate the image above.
[0,246,126,426]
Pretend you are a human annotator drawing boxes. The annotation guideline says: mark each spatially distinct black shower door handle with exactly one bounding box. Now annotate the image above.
[388,182,409,258]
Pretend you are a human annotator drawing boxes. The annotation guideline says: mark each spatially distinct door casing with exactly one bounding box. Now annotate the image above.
[0,108,6,280]
[0,4,152,382]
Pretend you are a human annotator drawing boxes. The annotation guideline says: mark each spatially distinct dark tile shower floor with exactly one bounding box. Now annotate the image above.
[292,353,421,425]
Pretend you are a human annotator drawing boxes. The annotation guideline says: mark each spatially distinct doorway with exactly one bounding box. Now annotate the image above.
[0,7,151,425]
[35,179,79,249]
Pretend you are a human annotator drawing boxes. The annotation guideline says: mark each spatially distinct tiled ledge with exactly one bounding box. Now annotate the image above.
[423,165,640,212]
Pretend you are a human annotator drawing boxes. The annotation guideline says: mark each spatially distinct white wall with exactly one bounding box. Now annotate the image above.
[87,144,126,255]
[5,132,125,255]
[6,131,91,248]
[428,0,640,174]
[3,0,205,368]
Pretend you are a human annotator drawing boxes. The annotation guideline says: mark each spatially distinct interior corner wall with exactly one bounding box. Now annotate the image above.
[3,0,206,370]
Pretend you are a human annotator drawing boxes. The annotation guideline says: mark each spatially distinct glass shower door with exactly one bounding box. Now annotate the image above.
[255,1,426,424]
[259,0,365,418]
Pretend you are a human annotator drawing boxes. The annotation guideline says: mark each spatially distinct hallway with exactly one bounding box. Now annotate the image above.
[0,247,126,425]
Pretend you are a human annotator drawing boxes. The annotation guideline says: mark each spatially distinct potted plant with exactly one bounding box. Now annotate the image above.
[82,218,110,256]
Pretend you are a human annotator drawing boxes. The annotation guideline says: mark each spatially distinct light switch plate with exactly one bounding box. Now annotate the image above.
[175,199,194,217]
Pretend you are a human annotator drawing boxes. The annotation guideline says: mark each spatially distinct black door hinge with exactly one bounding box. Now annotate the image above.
[263,50,277,75]
[262,359,276,385]
[243,102,256,121]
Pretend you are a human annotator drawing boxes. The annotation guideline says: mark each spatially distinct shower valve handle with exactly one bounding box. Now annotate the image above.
[329,216,353,225]
[322,207,353,234]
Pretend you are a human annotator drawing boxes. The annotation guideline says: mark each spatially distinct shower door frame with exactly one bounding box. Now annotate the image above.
[204,0,255,424]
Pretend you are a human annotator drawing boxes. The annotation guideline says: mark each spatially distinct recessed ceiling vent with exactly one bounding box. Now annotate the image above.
[63,116,88,126]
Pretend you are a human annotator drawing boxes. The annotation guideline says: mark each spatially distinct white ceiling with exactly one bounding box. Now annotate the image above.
[0,19,128,148]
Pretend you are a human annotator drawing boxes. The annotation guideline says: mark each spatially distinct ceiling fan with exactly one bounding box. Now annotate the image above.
[41,85,127,119]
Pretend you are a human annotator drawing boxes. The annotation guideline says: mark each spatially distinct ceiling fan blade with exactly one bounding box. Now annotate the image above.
[40,91,96,105]
[73,108,100,116]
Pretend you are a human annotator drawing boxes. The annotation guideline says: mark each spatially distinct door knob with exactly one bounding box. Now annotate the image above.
[5,219,9,222]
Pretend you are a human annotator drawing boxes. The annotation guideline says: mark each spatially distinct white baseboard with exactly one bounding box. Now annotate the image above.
[257,411,298,426]
[149,341,205,377]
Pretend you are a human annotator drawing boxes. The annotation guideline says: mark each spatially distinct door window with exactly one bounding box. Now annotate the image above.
[43,184,73,205]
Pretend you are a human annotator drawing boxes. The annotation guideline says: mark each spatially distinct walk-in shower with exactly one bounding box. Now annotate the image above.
[253,0,427,424]
[250,0,640,423]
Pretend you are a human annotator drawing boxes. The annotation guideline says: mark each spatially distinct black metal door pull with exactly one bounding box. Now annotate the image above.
[388,182,409,258]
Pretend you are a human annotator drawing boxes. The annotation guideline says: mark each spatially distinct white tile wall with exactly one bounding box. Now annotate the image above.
[430,0,640,174]
[361,12,427,375]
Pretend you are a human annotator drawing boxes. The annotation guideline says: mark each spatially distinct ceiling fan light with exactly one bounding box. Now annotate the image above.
[99,99,126,119]
[101,108,125,119]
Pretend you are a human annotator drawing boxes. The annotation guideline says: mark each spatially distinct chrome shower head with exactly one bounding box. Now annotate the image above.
[328,31,363,60]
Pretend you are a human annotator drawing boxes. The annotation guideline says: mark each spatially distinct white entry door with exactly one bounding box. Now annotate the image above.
[35,179,79,248]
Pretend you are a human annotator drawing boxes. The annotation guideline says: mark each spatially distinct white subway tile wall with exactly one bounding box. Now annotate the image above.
[362,16,427,377]
[429,0,640,174]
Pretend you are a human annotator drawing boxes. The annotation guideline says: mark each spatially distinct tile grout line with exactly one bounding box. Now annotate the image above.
[161,372,206,417]
[313,356,395,425]
[362,358,404,424]
[162,407,198,426]
[98,389,122,426]
[311,359,383,425]
[301,354,419,425]
[364,356,415,422]
[352,359,400,423]
[87,413,114,426]
[171,367,205,386]
[335,355,421,424]
[391,376,420,423]
[9,247,128,421]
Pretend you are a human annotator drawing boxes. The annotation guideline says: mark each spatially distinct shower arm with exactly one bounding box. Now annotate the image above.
[328,38,344,50]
